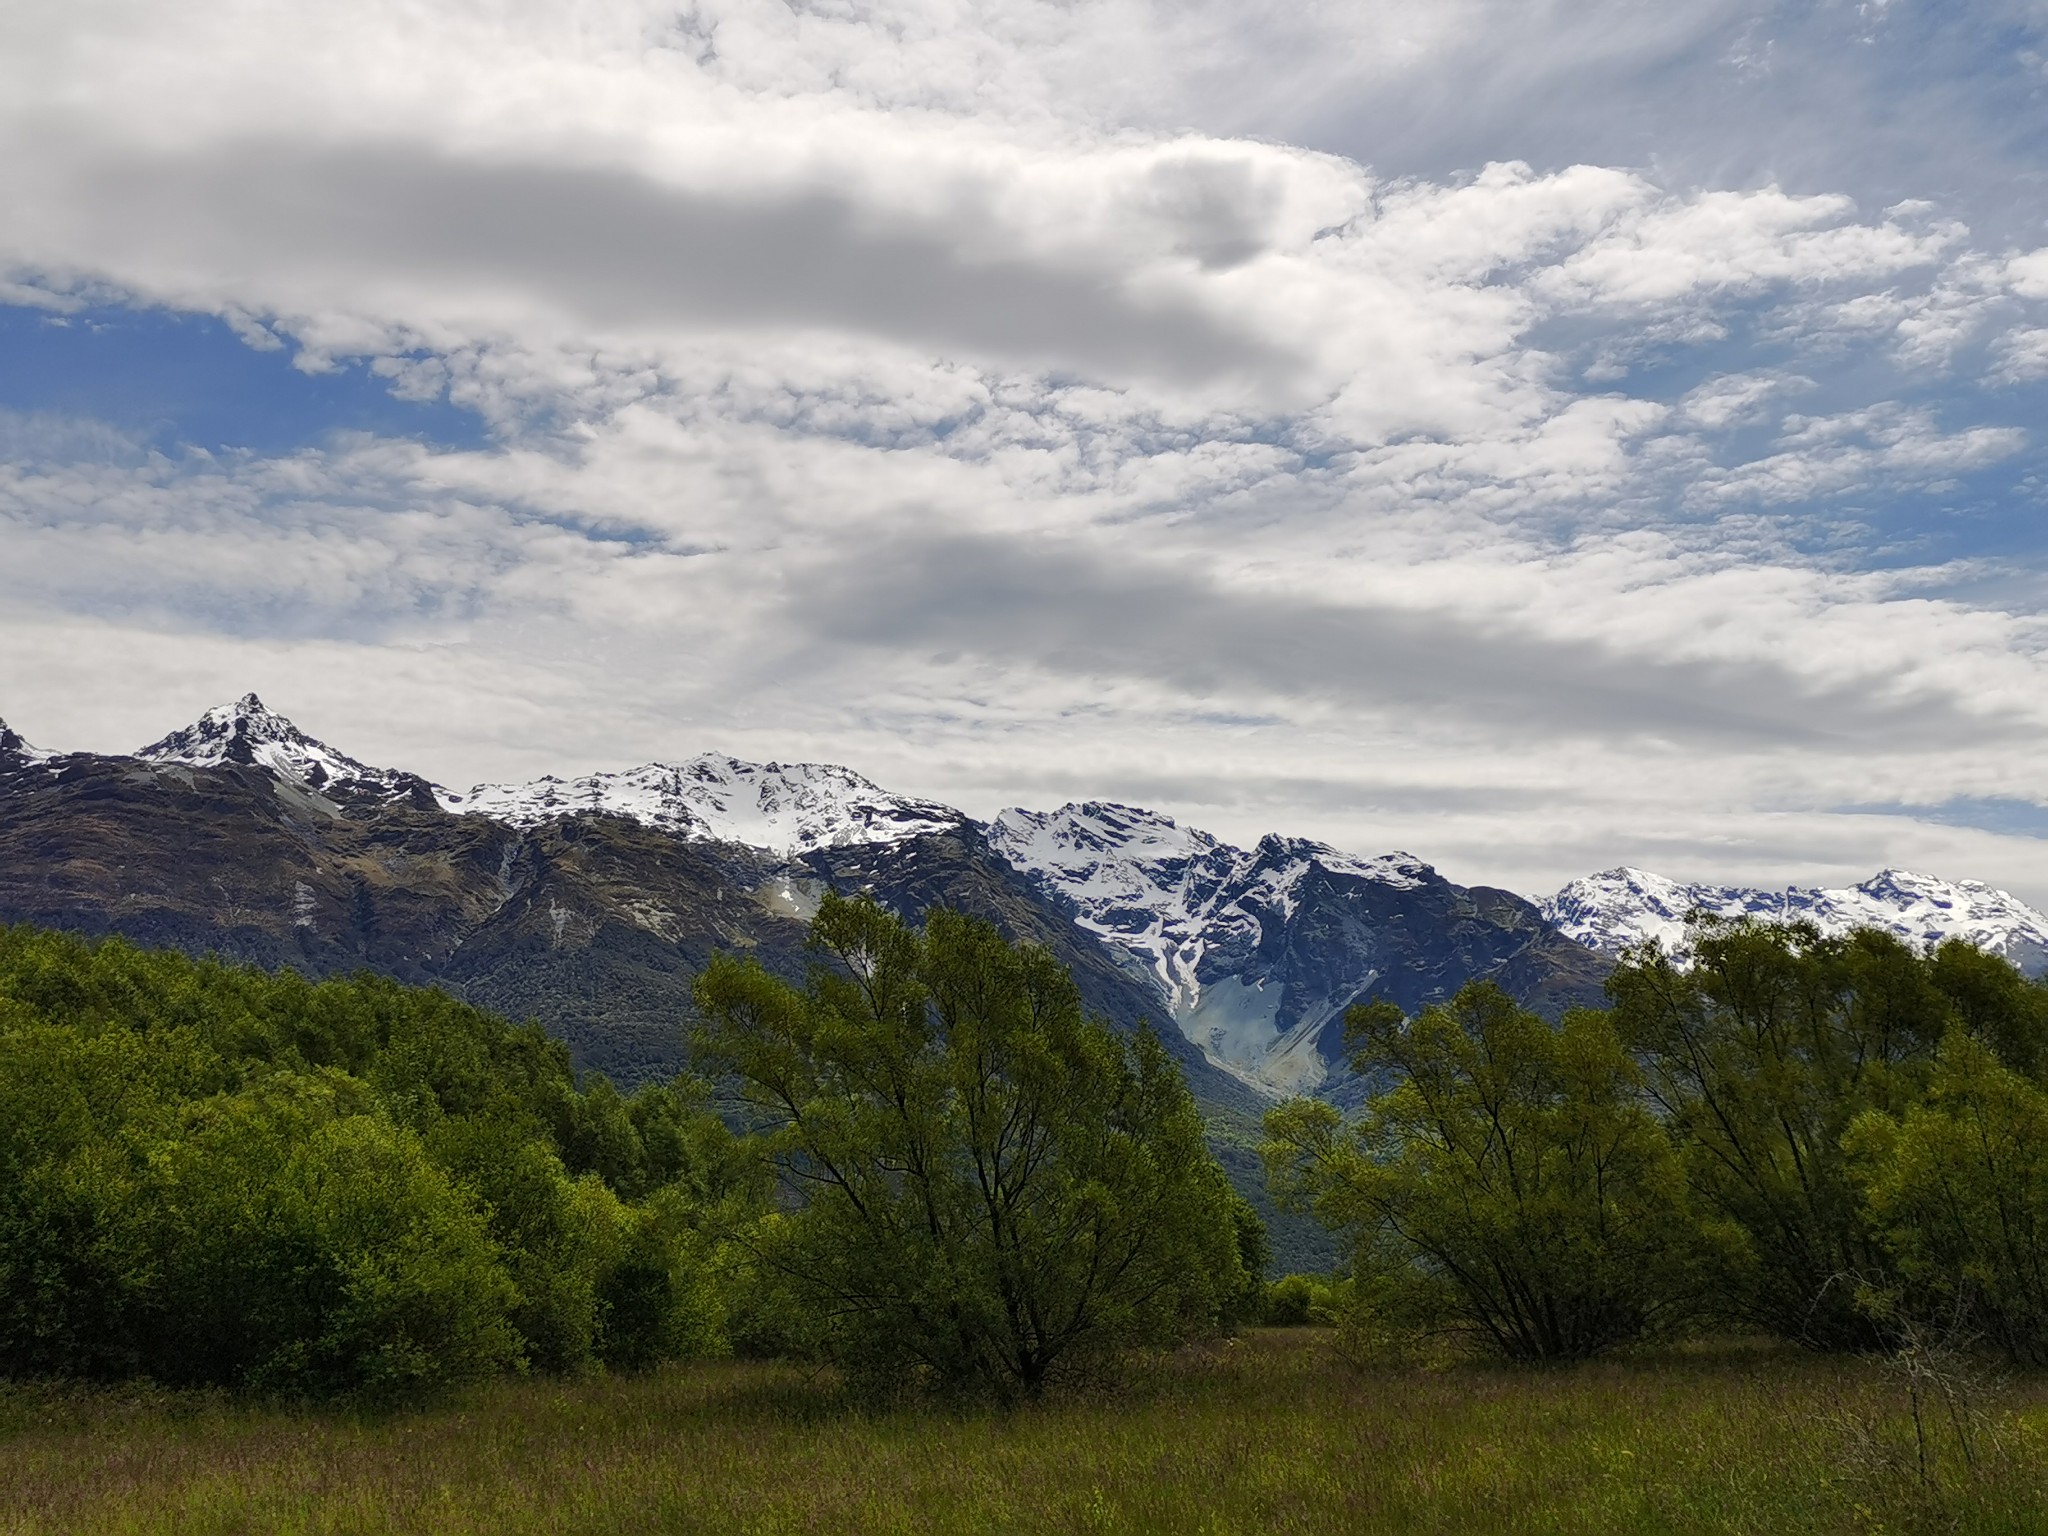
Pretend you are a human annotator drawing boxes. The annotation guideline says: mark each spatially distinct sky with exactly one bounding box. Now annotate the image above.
[3,0,2048,905]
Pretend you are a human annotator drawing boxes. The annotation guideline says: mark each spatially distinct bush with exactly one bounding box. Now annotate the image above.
[1264,1274,1338,1327]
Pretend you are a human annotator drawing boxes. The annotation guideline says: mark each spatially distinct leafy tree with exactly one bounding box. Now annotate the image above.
[1265,983,1702,1361]
[691,894,1252,1401]
[1607,922,1958,1347]
[1848,1031,2048,1365]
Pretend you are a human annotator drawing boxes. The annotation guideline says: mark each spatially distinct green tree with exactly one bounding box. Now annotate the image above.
[1848,1031,2048,1365]
[691,894,1251,1401]
[1607,922,1955,1347]
[1265,983,1702,1361]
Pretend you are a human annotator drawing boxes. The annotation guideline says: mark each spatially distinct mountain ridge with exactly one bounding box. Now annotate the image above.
[1544,864,2048,976]
[17,695,2048,1083]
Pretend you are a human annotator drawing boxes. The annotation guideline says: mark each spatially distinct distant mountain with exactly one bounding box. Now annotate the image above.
[1544,866,2048,976]
[138,693,439,809]
[0,717,49,766]
[988,801,1611,1095]
[439,755,964,852]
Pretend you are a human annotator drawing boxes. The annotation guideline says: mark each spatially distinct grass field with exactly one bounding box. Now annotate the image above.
[4,1331,2047,1535]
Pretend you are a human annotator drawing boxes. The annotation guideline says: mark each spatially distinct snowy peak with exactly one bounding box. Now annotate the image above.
[1243,836,1433,899]
[0,718,50,766]
[136,694,427,803]
[989,803,1456,1093]
[1543,866,2048,976]
[441,753,965,855]
[988,803,1232,907]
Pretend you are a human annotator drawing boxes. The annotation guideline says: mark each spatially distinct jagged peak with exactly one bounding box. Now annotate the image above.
[136,694,421,801]
[0,716,50,763]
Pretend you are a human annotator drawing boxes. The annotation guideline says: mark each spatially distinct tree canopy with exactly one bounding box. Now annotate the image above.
[0,926,747,1397]
[1266,982,1703,1360]
[692,893,1257,1401]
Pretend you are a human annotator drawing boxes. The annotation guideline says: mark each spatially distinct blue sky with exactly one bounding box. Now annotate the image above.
[0,305,487,458]
[2,0,2046,904]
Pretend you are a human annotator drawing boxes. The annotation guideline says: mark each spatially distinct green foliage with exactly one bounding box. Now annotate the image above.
[0,925,747,1396]
[1265,983,1701,1360]
[691,893,1254,1401]
[1263,1272,1346,1327]
[1606,921,2037,1348]
[1848,1030,2048,1365]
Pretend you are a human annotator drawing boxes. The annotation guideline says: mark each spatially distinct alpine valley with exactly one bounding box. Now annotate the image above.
[9,693,2048,1269]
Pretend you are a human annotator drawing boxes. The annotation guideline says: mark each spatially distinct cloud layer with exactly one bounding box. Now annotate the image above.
[3,0,2047,904]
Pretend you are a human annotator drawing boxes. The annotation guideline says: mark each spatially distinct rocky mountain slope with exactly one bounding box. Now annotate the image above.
[989,802,1611,1095]
[1544,866,2048,976]
[0,699,1237,1097]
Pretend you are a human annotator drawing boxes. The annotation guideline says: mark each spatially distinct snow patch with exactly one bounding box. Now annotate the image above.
[1543,865,2048,975]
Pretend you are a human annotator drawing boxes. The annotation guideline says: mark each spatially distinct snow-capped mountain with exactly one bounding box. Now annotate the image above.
[0,718,50,765]
[989,802,1596,1095]
[137,694,432,805]
[132,698,963,854]
[439,755,964,855]
[987,802,1426,1014]
[1544,866,2048,976]
[39,691,2045,1106]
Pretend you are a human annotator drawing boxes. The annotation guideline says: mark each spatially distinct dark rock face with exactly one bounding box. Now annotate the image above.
[1214,849,1613,1055]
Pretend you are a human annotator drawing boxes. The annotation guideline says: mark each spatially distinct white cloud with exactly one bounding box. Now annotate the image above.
[1,0,2047,908]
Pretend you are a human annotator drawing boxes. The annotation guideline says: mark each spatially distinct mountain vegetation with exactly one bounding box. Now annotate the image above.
[0,901,1255,1402]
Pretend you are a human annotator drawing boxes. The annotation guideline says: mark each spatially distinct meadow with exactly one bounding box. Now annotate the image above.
[4,1331,2047,1536]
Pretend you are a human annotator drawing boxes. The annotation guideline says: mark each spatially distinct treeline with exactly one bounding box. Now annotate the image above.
[11,901,2048,1404]
[1265,920,2048,1364]
[0,896,1259,1402]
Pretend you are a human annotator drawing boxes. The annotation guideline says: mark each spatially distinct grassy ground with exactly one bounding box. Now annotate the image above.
[4,1331,2047,1535]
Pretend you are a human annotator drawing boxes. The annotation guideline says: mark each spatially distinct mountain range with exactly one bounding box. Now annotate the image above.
[8,693,2045,1271]
[6,693,2045,1100]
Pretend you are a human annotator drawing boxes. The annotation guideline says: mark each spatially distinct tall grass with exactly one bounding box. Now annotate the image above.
[3,1332,2046,1535]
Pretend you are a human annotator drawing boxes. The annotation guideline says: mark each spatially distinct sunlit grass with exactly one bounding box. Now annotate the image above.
[4,1332,2047,1534]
